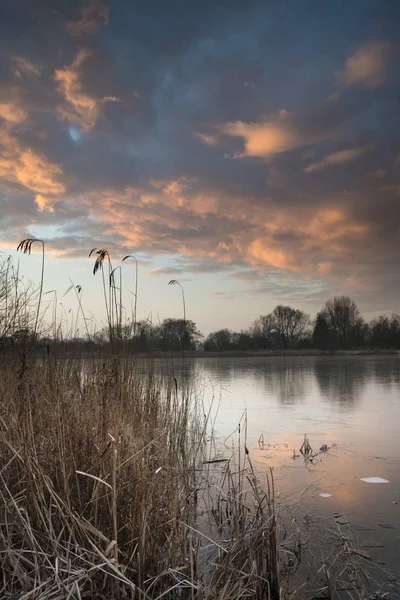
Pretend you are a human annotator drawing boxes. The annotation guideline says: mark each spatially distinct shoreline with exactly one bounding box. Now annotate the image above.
[142,348,399,358]
[39,347,400,359]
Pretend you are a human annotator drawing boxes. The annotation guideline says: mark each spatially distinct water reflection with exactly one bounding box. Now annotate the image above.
[162,355,400,410]
[371,356,400,387]
[193,358,312,405]
[259,360,310,405]
[151,354,400,582]
[313,358,369,407]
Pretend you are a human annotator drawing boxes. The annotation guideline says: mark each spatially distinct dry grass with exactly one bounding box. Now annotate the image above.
[0,348,285,599]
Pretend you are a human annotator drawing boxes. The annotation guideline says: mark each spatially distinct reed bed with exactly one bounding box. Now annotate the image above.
[0,347,286,599]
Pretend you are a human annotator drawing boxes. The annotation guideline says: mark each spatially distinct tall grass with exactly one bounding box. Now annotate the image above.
[0,247,288,598]
[0,347,287,599]
[17,238,45,338]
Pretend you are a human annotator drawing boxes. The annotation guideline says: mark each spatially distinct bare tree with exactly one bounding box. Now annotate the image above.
[250,314,276,348]
[271,305,310,348]
[322,296,364,349]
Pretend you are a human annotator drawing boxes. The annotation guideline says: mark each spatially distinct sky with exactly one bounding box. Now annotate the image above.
[0,0,399,335]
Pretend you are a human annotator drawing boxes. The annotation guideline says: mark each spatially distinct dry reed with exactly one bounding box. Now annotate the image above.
[0,348,285,599]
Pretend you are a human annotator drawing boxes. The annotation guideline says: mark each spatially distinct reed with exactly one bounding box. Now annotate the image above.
[16,238,45,337]
[0,252,286,599]
[0,347,288,599]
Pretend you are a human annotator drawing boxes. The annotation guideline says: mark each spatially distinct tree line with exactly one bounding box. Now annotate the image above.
[4,296,400,353]
[1,249,398,352]
[204,297,400,352]
[87,296,399,352]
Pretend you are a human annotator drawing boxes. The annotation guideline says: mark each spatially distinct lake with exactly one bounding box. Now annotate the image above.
[154,354,400,595]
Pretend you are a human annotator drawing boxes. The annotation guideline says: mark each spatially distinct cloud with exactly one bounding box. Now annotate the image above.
[0,81,30,124]
[54,49,120,131]
[0,128,66,203]
[247,240,300,271]
[11,56,41,78]
[0,102,28,124]
[148,266,184,279]
[66,0,109,36]
[69,179,370,289]
[304,145,371,172]
[0,0,399,320]
[221,115,300,158]
[194,132,219,146]
[17,150,65,196]
[317,262,333,276]
[245,207,368,273]
[35,194,54,212]
[199,95,349,159]
[338,41,392,89]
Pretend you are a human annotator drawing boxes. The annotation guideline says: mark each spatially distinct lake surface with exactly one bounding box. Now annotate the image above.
[155,355,400,595]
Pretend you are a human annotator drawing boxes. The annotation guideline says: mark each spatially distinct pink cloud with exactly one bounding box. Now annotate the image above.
[337,41,392,89]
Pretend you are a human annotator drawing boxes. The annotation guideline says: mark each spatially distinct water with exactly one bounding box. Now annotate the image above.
[154,354,400,593]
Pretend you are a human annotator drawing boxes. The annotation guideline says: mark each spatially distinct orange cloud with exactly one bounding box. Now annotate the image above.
[81,179,368,283]
[199,96,344,159]
[304,208,368,252]
[66,0,108,36]
[338,41,392,89]
[304,145,371,172]
[242,206,368,273]
[17,150,65,196]
[54,49,120,131]
[35,194,54,212]
[0,102,28,124]
[0,127,65,203]
[247,240,301,271]
[221,115,298,158]
[0,82,30,124]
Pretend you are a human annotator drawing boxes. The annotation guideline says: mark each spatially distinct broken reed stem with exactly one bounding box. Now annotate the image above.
[112,436,118,569]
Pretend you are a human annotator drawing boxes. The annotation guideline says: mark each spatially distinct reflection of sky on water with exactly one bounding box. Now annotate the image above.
[152,355,400,580]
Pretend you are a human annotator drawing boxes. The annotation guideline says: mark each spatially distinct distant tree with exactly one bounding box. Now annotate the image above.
[231,331,253,351]
[390,314,400,348]
[250,314,276,348]
[321,296,364,349]
[155,318,202,351]
[134,320,153,350]
[270,305,311,349]
[368,314,400,348]
[312,312,331,350]
[204,329,233,351]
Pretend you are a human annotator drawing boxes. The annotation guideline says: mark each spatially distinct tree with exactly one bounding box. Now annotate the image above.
[250,314,276,348]
[204,329,233,351]
[368,314,400,348]
[155,318,202,351]
[321,296,364,349]
[312,312,331,350]
[134,320,153,351]
[270,305,310,348]
[250,307,310,349]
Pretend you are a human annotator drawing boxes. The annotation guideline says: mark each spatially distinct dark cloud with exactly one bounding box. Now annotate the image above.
[0,0,400,316]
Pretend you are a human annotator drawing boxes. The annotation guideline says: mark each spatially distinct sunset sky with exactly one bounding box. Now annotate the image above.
[1,0,399,334]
